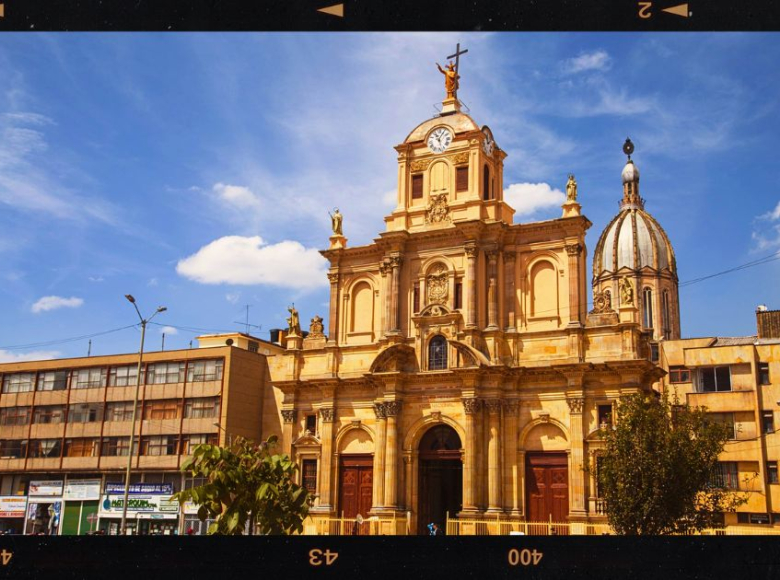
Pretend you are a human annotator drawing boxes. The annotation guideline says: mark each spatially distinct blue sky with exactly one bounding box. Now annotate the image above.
[1,33,779,361]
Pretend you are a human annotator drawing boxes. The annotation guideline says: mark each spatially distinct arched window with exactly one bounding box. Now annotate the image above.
[643,287,653,329]
[483,164,491,200]
[428,336,448,370]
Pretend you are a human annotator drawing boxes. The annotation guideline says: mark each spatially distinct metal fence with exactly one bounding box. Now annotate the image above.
[303,513,411,535]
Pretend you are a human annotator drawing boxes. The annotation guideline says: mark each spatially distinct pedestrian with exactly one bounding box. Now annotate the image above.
[427,522,443,536]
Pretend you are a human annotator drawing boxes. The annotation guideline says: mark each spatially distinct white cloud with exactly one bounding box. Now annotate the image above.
[0,349,61,363]
[225,292,241,304]
[147,277,158,287]
[213,182,262,211]
[752,201,780,250]
[561,50,612,75]
[504,182,566,217]
[31,295,84,313]
[159,326,178,335]
[176,235,328,290]
[88,276,104,282]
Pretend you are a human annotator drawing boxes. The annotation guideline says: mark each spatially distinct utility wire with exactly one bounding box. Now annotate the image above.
[147,321,236,335]
[679,249,780,288]
[0,324,138,351]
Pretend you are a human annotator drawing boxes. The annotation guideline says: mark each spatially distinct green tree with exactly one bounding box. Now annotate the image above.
[597,392,747,535]
[173,435,311,535]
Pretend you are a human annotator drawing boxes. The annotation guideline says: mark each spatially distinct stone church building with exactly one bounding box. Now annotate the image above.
[262,72,680,534]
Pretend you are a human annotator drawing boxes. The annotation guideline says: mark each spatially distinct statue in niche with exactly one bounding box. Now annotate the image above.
[287,304,301,336]
[309,315,325,337]
[566,174,578,201]
[329,208,343,236]
[620,276,635,306]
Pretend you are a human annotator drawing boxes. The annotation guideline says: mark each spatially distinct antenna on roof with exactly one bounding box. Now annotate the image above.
[87,339,92,357]
[233,304,262,335]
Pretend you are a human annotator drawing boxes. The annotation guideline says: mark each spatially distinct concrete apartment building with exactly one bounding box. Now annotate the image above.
[0,333,281,535]
[657,308,780,527]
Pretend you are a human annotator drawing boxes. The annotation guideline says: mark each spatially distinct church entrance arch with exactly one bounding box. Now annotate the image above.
[337,428,374,534]
[417,425,462,534]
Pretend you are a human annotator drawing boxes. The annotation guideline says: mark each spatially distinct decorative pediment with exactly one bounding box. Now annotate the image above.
[419,303,452,318]
[293,433,321,447]
[448,339,491,368]
[369,343,419,373]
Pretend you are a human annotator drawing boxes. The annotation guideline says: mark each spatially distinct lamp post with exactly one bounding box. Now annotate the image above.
[120,294,166,535]
[212,422,232,446]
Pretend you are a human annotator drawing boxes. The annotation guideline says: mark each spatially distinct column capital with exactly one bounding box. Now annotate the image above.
[485,399,502,415]
[502,399,521,414]
[567,397,585,414]
[486,250,499,263]
[565,243,583,256]
[463,397,482,415]
[327,272,339,284]
[389,255,403,268]
[281,409,297,424]
[373,402,387,419]
[379,261,390,276]
[383,401,402,417]
[318,407,335,423]
[464,244,478,259]
[503,250,517,261]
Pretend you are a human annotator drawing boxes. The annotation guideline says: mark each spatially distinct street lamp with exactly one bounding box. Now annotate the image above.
[120,295,166,535]
[212,422,232,446]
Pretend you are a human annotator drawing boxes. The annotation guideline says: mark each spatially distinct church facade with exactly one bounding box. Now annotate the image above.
[263,78,670,533]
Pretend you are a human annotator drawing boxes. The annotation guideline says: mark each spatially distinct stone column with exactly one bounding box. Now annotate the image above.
[502,399,520,514]
[517,450,526,517]
[465,244,478,329]
[567,397,587,517]
[389,255,402,334]
[317,408,335,511]
[281,409,296,456]
[565,244,582,327]
[462,398,481,511]
[380,260,391,337]
[383,401,401,509]
[372,403,387,509]
[587,449,597,514]
[327,272,340,345]
[485,399,502,512]
[486,251,499,330]
[503,251,516,331]
[403,452,413,512]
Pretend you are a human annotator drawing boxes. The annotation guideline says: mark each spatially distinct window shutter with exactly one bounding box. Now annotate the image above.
[412,174,423,199]
[456,166,468,192]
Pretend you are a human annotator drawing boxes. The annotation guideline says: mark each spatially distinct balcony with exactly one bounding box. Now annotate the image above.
[687,390,755,412]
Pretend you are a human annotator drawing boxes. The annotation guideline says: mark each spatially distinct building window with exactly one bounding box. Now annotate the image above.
[669,367,691,383]
[141,436,177,456]
[143,400,179,420]
[456,166,468,192]
[697,366,731,392]
[411,174,423,199]
[72,367,107,389]
[105,402,136,422]
[455,281,463,310]
[68,403,104,423]
[0,407,31,426]
[33,406,66,424]
[428,336,448,370]
[650,343,659,363]
[738,512,771,525]
[302,459,317,495]
[184,398,220,419]
[186,360,223,383]
[768,461,778,484]
[248,341,259,353]
[305,414,317,435]
[37,371,68,391]
[109,365,139,387]
[65,438,98,457]
[710,462,739,490]
[482,165,491,200]
[662,289,671,339]
[0,440,28,459]
[28,439,62,459]
[148,362,184,385]
[762,411,774,434]
[643,287,653,329]
[597,404,613,428]
[758,362,770,385]
[180,434,218,455]
[101,437,134,457]
[709,413,736,439]
[2,373,35,393]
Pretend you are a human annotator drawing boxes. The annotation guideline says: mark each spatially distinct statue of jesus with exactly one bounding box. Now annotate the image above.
[436,61,459,99]
[329,208,343,236]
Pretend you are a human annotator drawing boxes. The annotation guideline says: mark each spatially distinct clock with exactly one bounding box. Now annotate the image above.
[427,128,453,154]
[482,130,494,156]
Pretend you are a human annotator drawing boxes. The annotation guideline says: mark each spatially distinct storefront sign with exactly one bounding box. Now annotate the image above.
[64,479,102,501]
[0,497,26,518]
[105,483,174,495]
[100,494,179,516]
[28,481,64,497]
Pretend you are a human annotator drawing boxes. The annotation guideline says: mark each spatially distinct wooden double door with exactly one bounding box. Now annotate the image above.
[525,453,569,523]
[338,455,373,532]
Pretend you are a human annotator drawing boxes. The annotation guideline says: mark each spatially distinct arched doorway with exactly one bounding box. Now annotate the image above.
[418,425,462,534]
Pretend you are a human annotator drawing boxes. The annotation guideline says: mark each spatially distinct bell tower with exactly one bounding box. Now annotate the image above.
[384,56,515,233]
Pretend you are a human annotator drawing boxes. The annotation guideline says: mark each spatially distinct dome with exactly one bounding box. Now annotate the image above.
[621,160,640,184]
[593,207,676,277]
[404,111,480,144]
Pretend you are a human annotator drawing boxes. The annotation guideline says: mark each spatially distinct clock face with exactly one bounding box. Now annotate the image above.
[427,128,453,154]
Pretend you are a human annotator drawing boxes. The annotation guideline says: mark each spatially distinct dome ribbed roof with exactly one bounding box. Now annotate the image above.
[404,112,480,143]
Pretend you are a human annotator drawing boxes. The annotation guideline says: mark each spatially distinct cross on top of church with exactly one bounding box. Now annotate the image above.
[447,42,468,75]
